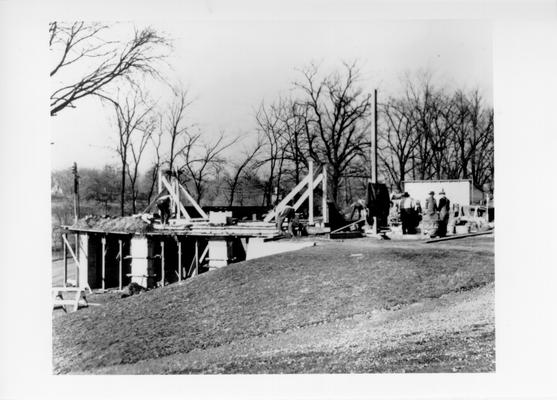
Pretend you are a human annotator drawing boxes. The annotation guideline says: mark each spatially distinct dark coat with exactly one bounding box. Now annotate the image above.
[438,196,450,221]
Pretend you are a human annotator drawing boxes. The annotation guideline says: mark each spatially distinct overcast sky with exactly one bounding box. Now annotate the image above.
[50,19,492,172]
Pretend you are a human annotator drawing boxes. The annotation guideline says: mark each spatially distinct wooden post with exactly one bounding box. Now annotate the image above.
[372,90,378,235]
[101,237,106,290]
[174,176,181,220]
[160,241,165,286]
[118,239,123,290]
[63,233,68,287]
[322,164,328,224]
[308,160,314,225]
[194,240,199,277]
[75,233,80,285]
[177,241,182,282]
[158,168,162,194]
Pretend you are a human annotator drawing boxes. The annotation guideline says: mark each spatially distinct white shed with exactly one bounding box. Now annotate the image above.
[403,179,483,207]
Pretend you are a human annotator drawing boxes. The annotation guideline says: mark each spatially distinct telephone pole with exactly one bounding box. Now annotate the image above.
[371,89,378,184]
[370,89,378,234]
[72,162,80,223]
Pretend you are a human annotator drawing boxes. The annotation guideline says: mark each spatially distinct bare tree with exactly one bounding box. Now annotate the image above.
[378,96,419,191]
[50,22,169,116]
[145,122,164,204]
[106,91,154,215]
[127,114,155,213]
[378,74,494,191]
[181,132,238,203]
[225,136,264,206]
[255,100,291,206]
[294,62,372,202]
[161,86,196,172]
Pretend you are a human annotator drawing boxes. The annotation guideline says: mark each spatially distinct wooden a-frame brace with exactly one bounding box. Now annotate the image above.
[264,161,328,224]
[142,171,208,222]
[61,233,92,294]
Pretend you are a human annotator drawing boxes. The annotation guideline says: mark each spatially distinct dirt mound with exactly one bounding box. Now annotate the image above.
[71,215,153,233]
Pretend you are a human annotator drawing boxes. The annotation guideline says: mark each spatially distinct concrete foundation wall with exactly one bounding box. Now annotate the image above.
[130,237,154,288]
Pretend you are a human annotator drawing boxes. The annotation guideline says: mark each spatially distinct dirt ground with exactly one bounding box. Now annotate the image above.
[52,235,494,374]
[90,283,494,374]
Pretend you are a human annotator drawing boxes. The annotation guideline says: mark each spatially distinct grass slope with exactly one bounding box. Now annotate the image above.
[53,237,494,374]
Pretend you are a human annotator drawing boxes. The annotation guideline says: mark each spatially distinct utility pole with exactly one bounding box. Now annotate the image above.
[72,162,80,223]
[370,90,378,234]
[371,89,378,184]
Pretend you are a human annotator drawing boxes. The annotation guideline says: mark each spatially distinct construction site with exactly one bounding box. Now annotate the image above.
[54,158,494,311]
[46,18,498,377]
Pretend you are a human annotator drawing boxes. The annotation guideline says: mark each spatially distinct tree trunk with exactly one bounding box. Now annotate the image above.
[120,163,126,216]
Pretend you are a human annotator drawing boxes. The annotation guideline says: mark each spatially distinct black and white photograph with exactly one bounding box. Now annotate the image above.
[48,17,496,375]
[1,0,557,399]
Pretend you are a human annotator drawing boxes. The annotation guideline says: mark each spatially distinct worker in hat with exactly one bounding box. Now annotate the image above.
[437,189,451,237]
[424,190,438,237]
[399,192,417,234]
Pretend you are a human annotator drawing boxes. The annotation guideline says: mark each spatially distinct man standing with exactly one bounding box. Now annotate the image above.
[425,190,437,237]
[437,189,451,237]
[399,192,416,234]
[156,194,172,225]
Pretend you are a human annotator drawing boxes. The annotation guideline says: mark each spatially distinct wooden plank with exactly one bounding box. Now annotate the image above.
[424,230,493,243]
[330,218,365,234]
[118,239,123,290]
[293,174,323,211]
[161,176,190,220]
[141,190,168,214]
[62,234,81,272]
[179,185,209,219]
[63,234,68,287]
[160,241,165,286]
[101,237,106,290]
[264,174,311,222]
[177,241,182,282]
[194,240,199,277]
[199,245,209,264]
[174,176,181,220]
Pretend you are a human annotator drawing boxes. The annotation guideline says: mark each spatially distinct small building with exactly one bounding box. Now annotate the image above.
[403,179,485,206]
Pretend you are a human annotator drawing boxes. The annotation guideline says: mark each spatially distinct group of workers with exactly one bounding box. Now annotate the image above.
[415,189,451,237]
[155,188,451,238]
[388,189,451,237]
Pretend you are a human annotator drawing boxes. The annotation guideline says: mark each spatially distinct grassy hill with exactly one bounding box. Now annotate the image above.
[52,236,494,374]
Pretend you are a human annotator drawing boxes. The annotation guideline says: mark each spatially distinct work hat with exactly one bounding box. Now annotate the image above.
[428,191,435,195]
[403,192,409,197]
[439,189,446,195]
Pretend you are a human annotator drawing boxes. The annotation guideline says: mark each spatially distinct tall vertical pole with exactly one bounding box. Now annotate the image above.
[63,233,68,287]
[101,237,106,290]
[72,162,80,223]
[322,164,328,224]
[177,241,182,282]
[118,239,123,291]
[175,176,180,220]
[158,168,162,194]
[160,241,165,286]
[371,89,378,184]
[194,240,199,277]
[308,160,314,225]
[371,90,378,234]
[75,233,80,285]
